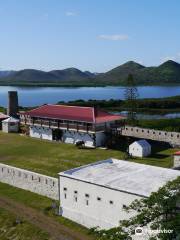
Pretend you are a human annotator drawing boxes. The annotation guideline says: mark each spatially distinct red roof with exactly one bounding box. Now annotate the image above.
[23,104,125,123]
[174,151,180,156]
[0,113,9,120]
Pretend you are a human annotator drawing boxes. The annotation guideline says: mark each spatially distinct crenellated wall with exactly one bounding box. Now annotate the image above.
[120,126,180,147]
[0,163,59,200]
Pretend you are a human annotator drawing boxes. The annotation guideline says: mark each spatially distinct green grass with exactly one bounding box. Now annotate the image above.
[0,181,92,237]
[0,132,175,177]
[0,132,176,239]
[0,207,51,240]
[0,132,125,177]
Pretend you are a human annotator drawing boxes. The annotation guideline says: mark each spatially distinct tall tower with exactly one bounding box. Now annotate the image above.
[7,91,19,117]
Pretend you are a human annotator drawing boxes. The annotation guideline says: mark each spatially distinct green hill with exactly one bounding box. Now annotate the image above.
[0,60,180,86]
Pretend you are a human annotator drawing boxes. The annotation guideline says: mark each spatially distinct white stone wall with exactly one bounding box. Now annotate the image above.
[30,126,52,140]
[174,155,180,168]
[62,130,95,147]
[59,176,142,230]
[2,122,19,133]
[0,164,59,200]
[121,126,180,146]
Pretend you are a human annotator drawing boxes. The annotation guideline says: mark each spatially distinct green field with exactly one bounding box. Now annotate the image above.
[0,181,90,237]
[0,131,177,240]
[0,132,176,177]
[0,207,51,240]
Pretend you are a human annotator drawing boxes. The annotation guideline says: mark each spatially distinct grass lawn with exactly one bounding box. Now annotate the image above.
[0,132,175,177]
[0,207,51,240]
[0,181,92,238]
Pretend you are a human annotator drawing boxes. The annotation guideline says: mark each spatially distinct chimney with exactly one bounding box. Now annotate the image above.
[7,91,19,117]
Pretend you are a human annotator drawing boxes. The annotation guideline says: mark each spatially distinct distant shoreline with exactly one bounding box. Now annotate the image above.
[0,83,180,87]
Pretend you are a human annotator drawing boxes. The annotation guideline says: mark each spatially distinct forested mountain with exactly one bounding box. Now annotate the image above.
[0,60,180,86]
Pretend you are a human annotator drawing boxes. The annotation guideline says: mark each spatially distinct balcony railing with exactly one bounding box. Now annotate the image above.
[20,119,107,132]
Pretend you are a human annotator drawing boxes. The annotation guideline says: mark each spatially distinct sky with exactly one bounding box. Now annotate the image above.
[1,0,180,72]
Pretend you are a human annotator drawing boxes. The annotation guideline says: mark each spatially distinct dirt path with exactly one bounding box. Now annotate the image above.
[0,195,93,240]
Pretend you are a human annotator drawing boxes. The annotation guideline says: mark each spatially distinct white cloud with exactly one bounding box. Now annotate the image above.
[98,34,129,41]
[65,11,77,17]
[161,56,176,63]
[161,52,180,63]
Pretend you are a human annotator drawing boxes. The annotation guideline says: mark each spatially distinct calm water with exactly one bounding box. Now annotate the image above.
[116,111,180,120]
[0,86,180,107]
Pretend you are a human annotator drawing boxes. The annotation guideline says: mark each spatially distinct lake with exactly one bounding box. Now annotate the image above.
[0,85,180,107]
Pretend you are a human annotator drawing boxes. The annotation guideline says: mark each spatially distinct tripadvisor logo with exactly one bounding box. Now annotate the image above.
[135,227,173,236]
[135,227,143,236]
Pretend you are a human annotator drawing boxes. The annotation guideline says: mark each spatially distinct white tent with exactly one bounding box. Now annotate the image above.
[2,117,19,133]
[129,139,151,157]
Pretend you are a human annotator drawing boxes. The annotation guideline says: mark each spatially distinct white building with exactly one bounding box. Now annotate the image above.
[59,159,180,230]
[2,117,19,133]
[173,151,180,169]
[129,139,151,157]
[19,104,125,147]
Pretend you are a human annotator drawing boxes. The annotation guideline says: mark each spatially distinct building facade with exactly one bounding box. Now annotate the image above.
[129,139,151,157]
[19,104,125,147]
[174,151,180,169]
[59,159,180,230]
[2,117,19,133]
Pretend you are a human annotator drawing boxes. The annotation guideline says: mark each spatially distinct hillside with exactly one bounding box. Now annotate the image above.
[0,60,180,86]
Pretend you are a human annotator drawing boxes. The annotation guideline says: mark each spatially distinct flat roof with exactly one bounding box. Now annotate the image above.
[59,159,180,197]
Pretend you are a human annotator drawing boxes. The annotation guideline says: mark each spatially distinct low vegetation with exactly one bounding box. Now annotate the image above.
[0,132,175,177]
[0,181,92,238]
[0,207,50,240]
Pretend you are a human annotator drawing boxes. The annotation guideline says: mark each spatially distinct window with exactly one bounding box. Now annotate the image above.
[45,179,48,184]
[74,190,78,194]
[85,194,89,198]
[74,196,77,202]
[86,200,89,206]
[64,193,67,199]
[64,187,67,191]
[97,197,101,201]
[32,175,34,180]
[109,200,114,205]
[38,177,41,182]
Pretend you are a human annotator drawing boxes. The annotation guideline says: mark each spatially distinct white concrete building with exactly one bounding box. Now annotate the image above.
[2,117,19,133]
[59,159,180,230]
[173,151,180,169]
[129,139,151,157]
[20,105,125,147]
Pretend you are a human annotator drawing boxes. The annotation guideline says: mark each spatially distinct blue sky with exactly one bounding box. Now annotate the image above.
[1,0,180,72]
